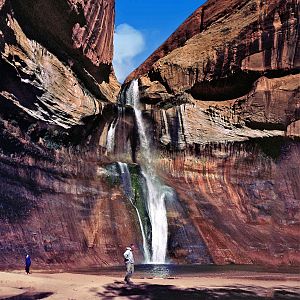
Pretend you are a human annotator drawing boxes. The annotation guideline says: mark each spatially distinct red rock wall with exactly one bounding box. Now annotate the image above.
[0,0,126,269]
[0,0,299,269]
[0,0,119,129]
[10,0,115,67]
[131,0,299,98]
[156,142,300,265]
[0,145,146,268]
[126,0,251,82]
[131,0,299,140]
[3,0,119,101]
[121,0,300,266]
[71,0,115,65]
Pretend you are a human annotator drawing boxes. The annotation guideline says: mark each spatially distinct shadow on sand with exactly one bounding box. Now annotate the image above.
[96,281,300,300]
[3,292,54,300]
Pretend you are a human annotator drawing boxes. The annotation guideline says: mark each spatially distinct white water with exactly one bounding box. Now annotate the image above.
[126,80,169,264]
[118,162,151,263]
[106,119,117,153]
[106,106,124,154]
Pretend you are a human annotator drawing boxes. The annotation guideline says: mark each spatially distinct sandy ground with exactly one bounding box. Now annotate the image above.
[0,270,299,299]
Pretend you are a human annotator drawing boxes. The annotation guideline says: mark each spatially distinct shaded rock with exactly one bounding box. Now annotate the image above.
[287,120,300,137]
[0,19,103,129]
[0,0,132,269]
[0,0,120,132]
[9,0,120,100]
[0,146,146,268]
[0,0,121,145]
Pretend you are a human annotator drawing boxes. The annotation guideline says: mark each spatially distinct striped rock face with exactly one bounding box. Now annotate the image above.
[121,0,300,265]
[0,0,119,130]
[0,0,299,269]
[0,0,124,269]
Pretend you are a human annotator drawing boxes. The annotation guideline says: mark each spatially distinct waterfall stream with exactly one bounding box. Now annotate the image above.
[117,162,151,263]
[126,79,169,264]
[106,119,117,153]
[106,107,123,154]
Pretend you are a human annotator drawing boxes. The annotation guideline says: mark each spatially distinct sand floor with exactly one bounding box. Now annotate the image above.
[0,270,299,299]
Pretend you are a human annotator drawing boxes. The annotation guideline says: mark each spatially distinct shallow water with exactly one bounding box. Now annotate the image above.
[72,264,300,278]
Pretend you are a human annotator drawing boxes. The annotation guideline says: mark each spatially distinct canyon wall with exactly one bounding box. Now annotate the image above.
[122,0,300,265]
[0,0,145,269]
[0,0,299,269]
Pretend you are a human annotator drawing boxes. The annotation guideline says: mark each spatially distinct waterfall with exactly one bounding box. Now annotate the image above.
[117,162,151,263]
[106,106,124,154]
[126,79,169,264]
[109,79,171,263]
[106,119,117,153]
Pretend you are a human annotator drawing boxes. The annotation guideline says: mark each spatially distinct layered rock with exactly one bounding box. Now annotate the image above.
[0,145,147,268]
[156,141,300,265]
[126,0,299,145]
[0,0,299,269]
[108,92,300,266]
[0,0,140,269]
[121,0,300,265]
[128,0,299,140]
[0,0,119,132]
[128,0,299,88]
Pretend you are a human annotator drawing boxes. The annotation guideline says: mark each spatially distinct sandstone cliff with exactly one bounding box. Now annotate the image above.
[0,0,299,269]
[0,0,138,269]
[125,0,299,146]
[0,0,119,130]
[127,0,299,142]
[120,0,300,265]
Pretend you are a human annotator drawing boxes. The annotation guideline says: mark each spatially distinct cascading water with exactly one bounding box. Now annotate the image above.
[126,79,169,264]
[117,162,151,263]
[106,119,117,153]
[106,106,123,154]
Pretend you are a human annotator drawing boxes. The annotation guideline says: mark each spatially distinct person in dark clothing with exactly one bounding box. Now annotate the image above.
[25,254,31,274]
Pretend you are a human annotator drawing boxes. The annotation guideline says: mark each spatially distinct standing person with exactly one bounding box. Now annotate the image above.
[25,254,31,274]
[123,244,135,284]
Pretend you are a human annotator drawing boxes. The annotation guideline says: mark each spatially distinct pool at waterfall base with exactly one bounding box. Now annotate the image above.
[72,264,300,278]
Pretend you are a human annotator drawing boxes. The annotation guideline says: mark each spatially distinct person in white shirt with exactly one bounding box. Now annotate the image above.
[123,244,135,284]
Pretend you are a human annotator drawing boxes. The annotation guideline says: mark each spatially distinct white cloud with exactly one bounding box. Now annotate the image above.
[113,23,145,83]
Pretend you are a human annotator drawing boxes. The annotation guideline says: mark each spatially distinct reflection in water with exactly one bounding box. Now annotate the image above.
[147,265,171,278]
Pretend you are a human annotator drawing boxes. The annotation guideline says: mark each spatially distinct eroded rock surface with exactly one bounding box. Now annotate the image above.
[124,0,300,148]
[0,0,119,131]
[156,142,300,265]
[0,0,299,269]
[128,0,298,89]
[0,0,138,269]
[121,0,300,265]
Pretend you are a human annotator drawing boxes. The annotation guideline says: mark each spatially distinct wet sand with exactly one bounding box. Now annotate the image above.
[0,269,299,299]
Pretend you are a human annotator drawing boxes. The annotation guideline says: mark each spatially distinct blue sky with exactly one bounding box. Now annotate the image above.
[113,1,205,82]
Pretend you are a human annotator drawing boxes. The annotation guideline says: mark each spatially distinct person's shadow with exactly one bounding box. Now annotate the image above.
[95,281,300,299]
